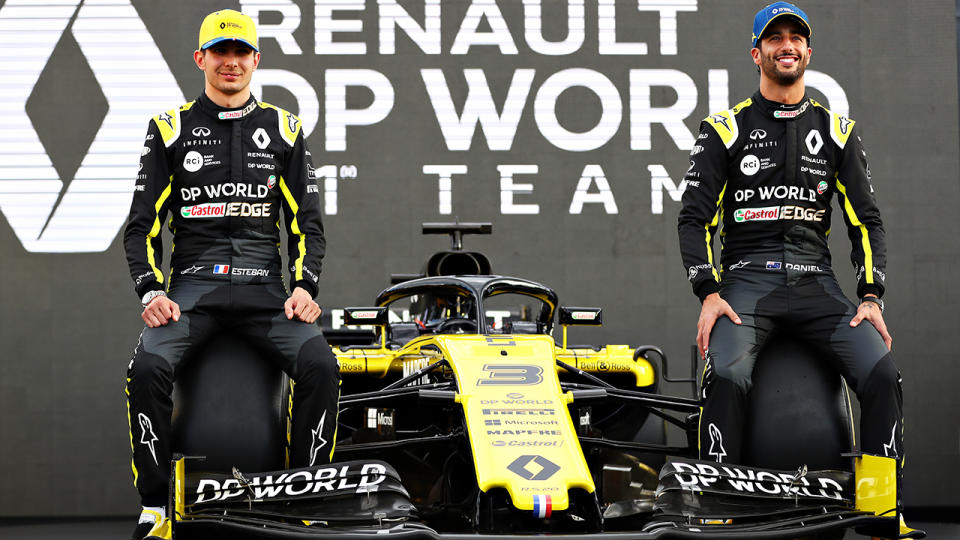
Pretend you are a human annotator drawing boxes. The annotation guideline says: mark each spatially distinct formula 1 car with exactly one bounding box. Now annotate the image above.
[160,223,922,540]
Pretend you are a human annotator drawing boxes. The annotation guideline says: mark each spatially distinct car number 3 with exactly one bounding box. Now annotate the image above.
[478,364,543,386]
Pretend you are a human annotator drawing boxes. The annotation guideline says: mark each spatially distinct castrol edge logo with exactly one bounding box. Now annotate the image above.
[181,202,272,218]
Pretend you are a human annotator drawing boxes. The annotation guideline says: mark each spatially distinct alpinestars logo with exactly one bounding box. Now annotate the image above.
[0,0,183,252]
[309,411,329,466]
[707,423,727,462]
[883,422,898,458]
[286,113,300,134]
[709,114,730,131]
[138,413,159,466]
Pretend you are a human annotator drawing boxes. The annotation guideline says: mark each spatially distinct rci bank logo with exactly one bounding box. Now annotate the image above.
[0,0,183,252]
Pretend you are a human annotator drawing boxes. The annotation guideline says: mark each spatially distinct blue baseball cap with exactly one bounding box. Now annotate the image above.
[752,2,811,48]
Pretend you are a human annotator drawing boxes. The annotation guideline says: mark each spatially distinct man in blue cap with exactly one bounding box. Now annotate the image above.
[678,3,912,536]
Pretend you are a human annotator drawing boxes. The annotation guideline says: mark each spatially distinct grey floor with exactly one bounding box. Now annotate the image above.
[0,518,958,539]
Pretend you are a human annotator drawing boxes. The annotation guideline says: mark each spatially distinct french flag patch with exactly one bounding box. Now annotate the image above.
[213,265,230,274]
[532,494,552,518]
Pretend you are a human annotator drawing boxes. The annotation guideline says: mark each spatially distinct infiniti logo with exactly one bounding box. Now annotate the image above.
[192,126,211,137]
[750,129,767,140]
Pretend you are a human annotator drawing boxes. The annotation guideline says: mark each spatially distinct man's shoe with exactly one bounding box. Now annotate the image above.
[131,509,172,540]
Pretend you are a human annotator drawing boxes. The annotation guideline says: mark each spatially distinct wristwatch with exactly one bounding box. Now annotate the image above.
[141,290,167,307]
[860,296,884,313]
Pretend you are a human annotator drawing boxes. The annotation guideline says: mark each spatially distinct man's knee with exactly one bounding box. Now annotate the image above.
[127,351,174,388]
[294,336,339,383]
[860,353,901,398]
[705,353,753,396]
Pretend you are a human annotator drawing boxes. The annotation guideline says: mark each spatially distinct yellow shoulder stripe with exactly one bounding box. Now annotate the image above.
[703,98,750,150]
[730,97,752,115]
[830,113,855,148]
[260,102,302,146]
[152,101,194,148]
[810,99,855,148]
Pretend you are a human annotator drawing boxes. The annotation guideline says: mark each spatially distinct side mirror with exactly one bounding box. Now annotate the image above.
[343,307,389,348]
[557,307,602,349]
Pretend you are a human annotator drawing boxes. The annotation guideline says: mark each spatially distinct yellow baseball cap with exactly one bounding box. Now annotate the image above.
[198,9,258,51]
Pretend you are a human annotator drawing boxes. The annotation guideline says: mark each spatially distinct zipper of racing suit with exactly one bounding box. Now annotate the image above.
[784,118,800,291]
[230,117,243,297]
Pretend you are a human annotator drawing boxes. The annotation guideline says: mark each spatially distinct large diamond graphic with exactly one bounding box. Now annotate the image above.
[26,29,108,197]
[0,0,183,252]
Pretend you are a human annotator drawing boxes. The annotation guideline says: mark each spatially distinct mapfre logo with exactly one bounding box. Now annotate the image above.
[0,0,183,252]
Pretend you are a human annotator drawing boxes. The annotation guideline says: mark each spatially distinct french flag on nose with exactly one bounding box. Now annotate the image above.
[532,494,552,518]
[213,265,230,274]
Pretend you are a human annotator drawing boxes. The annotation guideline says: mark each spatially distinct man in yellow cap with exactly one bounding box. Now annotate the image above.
[123,10,339,539]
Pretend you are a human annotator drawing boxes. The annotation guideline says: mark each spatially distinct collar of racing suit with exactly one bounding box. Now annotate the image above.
[196,92,259,121]
[752,90,812,120]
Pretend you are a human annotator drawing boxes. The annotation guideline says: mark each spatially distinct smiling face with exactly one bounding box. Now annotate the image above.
[193,40,260,107]
[752,18,811,87]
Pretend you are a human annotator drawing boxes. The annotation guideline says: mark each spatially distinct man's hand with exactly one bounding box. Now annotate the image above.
[850,296,892,350]
[697,292,741,359]
[285,286,322,323]
[142,296,181,328]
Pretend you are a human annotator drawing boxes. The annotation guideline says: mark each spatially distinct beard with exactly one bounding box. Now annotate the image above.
[759,52,807,86]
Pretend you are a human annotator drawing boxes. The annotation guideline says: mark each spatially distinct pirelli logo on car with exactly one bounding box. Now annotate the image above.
[180,202,272,218]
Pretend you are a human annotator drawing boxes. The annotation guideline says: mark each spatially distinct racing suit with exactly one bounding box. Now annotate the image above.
[677,91,902,466]
[123,93,340,507]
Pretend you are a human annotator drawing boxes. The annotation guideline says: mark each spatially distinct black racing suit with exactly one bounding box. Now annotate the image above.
[677,91,902,467]
[123,93,339,507]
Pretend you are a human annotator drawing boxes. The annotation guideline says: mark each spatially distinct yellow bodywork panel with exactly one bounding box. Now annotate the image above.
[854,454,896,517]
[438,335,594,512]
[174,456,186,520]
[333,333,658,515]
[335,336,655,388]
[557,344,655,387]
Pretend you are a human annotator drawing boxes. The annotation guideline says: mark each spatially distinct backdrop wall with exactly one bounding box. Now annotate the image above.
[0,0,957,515]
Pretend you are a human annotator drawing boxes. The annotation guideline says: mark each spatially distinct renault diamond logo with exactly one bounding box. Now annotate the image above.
[507,455,560,481]
[0,0,184,252]
[805,130,824,155]
[252,128,271,149]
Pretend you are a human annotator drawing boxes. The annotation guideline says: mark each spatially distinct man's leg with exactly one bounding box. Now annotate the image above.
[699,312,771,463]
[125,283,220,506]
[698,275,779,464]
[238,284,341,468]
[793,275,905,536]
[793,276,902,460]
